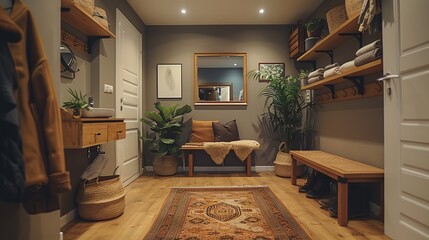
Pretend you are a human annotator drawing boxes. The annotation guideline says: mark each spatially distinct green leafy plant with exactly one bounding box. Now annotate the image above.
[249,71,314,152]
[305,18,327,37]
[62,88,89,110]
[141,102,192,158]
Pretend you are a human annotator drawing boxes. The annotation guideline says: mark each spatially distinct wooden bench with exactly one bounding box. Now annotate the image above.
[290,150,384,226]
[181,144,258,177]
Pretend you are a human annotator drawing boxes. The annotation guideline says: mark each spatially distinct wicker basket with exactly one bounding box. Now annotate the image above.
[273,142,305,178]
[345,0,364,18]
[93,6,109,29]
[76,175,125,220]
[326,5,348,33]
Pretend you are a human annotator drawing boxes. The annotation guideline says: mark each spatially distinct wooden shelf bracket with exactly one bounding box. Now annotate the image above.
[315,50,334,64]
[324,84,336,99]
[343,76,365,95]
[339,33,363,48]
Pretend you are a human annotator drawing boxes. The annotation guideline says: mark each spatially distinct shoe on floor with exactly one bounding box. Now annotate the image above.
[298,174,317,193]
[319,196,337,210]
[306,175,330,199]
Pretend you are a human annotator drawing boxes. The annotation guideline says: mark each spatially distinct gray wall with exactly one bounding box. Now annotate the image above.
[59,0,146,218]
[145,25,296,166]
[308,0,384,168]
[0,1,62,240]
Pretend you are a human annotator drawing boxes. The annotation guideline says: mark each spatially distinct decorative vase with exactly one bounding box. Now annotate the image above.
[153,155,178,176]
[72,108,82,118]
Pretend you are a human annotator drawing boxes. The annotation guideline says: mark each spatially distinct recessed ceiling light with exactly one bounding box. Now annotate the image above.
[181,9,186,14]
[259,9,265,14]
[234,63,238,66]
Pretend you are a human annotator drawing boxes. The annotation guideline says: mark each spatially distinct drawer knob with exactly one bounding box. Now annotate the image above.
[95,133,101,136]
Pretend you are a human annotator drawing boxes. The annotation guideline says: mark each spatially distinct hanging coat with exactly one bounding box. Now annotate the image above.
[7,0,71,214]
[0,7,24,203]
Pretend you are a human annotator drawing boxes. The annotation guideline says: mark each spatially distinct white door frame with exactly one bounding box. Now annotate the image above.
[115,9,143,186]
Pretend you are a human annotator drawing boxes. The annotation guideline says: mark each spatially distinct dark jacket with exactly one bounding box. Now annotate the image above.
[7,0,71,214]
[0,7,24,202]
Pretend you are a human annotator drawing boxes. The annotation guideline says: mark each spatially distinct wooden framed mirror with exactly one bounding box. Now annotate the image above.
[194,53,247,106]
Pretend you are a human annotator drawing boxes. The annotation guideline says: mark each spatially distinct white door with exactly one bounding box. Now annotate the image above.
[115,9,142,186]
[383,1,429,239]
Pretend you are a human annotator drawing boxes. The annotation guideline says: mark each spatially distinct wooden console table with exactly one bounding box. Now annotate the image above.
[290,150,384,226]
[181,144,258,177]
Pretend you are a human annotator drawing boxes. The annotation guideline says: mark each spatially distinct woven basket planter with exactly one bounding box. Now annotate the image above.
[76,175,125,220]
[153,155,178,176]
[274,161,306,178]
[345,0,364,18]
[326,5,348,33]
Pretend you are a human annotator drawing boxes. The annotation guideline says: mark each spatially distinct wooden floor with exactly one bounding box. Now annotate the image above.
[63,171,390,240]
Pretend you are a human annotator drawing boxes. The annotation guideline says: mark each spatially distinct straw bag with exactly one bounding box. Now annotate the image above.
[273,142,305,178]
[76,174,125,220]
[326,5,348,33]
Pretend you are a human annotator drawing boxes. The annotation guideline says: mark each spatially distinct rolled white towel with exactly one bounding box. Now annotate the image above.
[324,63,340,70]
[307,76,323,84]
[356,40,382,56]
[339,60,356,73]
[308,68,324,78]
[323,67,341,79]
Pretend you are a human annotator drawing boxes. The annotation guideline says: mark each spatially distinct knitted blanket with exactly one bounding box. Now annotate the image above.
[203,140,260,164]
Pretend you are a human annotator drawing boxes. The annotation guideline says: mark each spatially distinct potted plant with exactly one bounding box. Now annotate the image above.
[141,102,192,176]
[62,88,89,118]
[249,70,315,177]
[305,18,327,37]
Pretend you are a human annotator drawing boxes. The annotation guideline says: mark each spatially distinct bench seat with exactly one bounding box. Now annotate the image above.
[290,150,384,226]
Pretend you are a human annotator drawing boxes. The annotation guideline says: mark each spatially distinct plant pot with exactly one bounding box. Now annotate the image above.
[153,155,178,176]
[305,37,321,51]
[72,108,82,118]
[307,28,322,38]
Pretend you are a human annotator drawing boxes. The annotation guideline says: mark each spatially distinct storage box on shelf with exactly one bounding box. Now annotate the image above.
[289,26,306,59]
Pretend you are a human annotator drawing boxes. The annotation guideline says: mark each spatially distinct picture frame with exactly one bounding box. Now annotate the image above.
[258,63,285,82]
[157,64,182,99]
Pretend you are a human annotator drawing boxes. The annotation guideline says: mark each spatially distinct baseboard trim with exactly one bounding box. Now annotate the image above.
[144,166,275,172]
[60,208,77,228]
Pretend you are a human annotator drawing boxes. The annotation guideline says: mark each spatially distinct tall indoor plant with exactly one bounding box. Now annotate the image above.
[141,102,192,176]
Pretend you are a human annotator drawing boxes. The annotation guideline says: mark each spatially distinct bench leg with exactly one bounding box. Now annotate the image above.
[291,157,297,185]
[338,181,349,226]
[246,154,251,177]
[188,152,193,177]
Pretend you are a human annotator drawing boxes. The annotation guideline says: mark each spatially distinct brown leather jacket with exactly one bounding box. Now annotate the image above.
[6,0,71,214]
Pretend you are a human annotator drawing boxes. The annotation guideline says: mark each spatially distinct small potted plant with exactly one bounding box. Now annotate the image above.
[305,18,327,37]
[141,102,192,176]
[62,88,89,118]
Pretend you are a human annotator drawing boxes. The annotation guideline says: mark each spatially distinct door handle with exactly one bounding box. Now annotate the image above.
[377,73,399,96]
[377,73,399,82]
[120,97,126,111]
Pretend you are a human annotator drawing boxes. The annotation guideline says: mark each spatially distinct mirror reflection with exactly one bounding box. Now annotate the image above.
[60,43,79,79]
[194,53,247,105]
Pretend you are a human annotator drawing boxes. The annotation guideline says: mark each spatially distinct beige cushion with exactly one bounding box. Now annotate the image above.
[191,120,218,142]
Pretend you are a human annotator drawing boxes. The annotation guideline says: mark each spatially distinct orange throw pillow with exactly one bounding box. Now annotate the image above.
[191,120,218,142]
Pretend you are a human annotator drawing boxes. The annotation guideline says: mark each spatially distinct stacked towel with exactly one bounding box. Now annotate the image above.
[353,40,382,66]
[324,63,340,70]
[339,60,356,73]
[323,67,341,79]
[356,40,381,56]
[354,48,382,66]
[307,68,324,84]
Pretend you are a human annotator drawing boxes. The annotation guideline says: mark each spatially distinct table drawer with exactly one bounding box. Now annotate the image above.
[82,123,108,147]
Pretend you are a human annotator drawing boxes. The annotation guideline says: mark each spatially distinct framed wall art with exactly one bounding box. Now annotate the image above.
[157,64,182,99]
[258,63,285,82]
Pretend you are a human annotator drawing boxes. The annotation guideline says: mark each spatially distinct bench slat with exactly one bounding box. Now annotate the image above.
[290,150,384,179]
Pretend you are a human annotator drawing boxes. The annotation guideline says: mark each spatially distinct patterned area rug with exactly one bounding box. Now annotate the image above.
[144,186,310,240]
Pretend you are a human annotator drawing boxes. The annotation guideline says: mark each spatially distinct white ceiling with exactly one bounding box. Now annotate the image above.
[127,0,323,26]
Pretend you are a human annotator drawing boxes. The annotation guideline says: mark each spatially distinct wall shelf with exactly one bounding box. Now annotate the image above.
[302,59,383,91]
[61,2,115,38]
[297,13,360,62]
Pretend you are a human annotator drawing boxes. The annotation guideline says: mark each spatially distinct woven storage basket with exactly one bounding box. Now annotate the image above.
[326,5,348,33]
[345,0,364,18]
[74,0,94,16]
[273,142,305,178]
[93,6,109,29]
[76,175,125,220]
